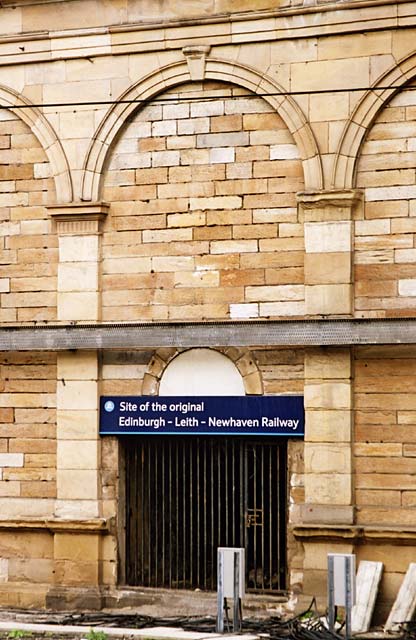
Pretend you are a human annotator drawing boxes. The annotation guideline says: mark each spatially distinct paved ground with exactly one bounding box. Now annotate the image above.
[0,620,260,640]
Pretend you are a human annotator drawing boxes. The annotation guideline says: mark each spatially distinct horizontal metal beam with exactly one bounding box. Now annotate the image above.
[0,319,415,350]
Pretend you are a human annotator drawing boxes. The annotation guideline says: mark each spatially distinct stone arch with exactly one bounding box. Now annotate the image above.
[81,57,323,201]
[0,84,72,203]
[142,347,263,396]
[333,51,416,189]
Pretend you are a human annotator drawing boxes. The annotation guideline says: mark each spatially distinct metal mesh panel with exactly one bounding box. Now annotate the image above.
[0,318,415,350]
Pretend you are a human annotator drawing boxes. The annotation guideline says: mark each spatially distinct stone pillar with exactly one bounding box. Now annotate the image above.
[296,189,362,521]
[303,347,353,524]
[298,189,362,316]
[48,203,108,519]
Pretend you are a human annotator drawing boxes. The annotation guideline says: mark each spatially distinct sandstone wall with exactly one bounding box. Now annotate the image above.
[0,0,415,614]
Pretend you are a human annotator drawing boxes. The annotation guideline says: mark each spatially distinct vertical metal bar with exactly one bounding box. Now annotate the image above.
[218,440,221,552]
[190,439,193,587]
[183,439,186,587]
[225,441,228,546]
[125,445,131,583]
[162,441,165,586]
[345,557,352,640]
[253,444,257,588]
[261,444,265,590]
[242,442,247,585]
[147,440,152,586]
[140,442,145,585]
[328,555,335,633]
[168,439,172,589]
[276,444,280,589]
[155,440,158,587]
[176,440,179,588]
[197,438,200,587]
[203,439,207,590]
[232,440,235,547]
[216,549,224,633]
[269,445,272,590]
[210,439,214,590]
[233,551,241,633]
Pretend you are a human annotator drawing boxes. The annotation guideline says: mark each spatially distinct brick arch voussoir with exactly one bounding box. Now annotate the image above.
[142,347,263,396]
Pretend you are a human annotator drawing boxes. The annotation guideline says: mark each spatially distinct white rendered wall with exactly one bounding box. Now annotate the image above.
[159,349,245,396]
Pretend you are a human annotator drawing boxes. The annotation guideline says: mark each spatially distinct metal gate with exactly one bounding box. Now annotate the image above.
[124,436,287,592]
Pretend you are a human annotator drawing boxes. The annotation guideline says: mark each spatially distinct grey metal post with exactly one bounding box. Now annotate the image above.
[345,557,352,640]
[233,551,241,632]
[217,549,224,633]
[328,554,335,633]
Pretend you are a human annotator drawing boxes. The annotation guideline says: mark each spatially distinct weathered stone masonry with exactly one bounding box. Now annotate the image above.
[0,0,415,616]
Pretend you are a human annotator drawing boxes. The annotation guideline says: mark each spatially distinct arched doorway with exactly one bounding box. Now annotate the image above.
[124,350,287,592]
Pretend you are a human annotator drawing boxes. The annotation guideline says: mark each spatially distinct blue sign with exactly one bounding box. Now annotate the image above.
[100,395,304,437]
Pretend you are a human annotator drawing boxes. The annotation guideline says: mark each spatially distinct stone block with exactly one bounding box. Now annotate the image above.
[399,280,416,296]
[0,453,23,467]
[305,443,351,474]
[304,473,352,505]
[57,292,99,322]
[270,144,299,160]
[246,284,304,302]
[54,533,100,562]
[177,117,209,135]
[304,382,351,410]
[305,349,351,379]
[55,499,99,519]
[230,303,259,319]
[305,284,352,315]
[260,301,305,316]
[54,559,99,586]
[291,57,369,91]
[190,101,224,117]
[305,253,351,284]
[102,257,151,274]
[310,92,350,122]
[59,236,99,263]
[210,147,235,163]
[57,410,98,440]
[305,410,352,442]
[57,469,98,500]
[57,440,99,470]
[151,150,180,167]
[303,541,354,570]
[57,352,98,381]
[305,222,352,253]
[152,120,177,137]
[210,239,257,254]
[211,115,242,132]
[174,271,219,287]
[197,132,249,148]
[58,263,98,292]
[57,380,98,411]
[0,497,53,518]
[8,558,54,584]
[189,195,242,210]
[355,443,402,457]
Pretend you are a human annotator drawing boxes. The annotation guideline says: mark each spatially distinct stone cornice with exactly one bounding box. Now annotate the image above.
[293,524,416,546]
[0,1,413,67]
[0,518,111,534]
